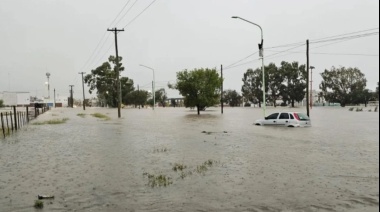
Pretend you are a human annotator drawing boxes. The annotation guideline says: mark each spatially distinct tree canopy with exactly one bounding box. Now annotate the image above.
[320,66,367,107]
[84,56,134,107]
[242,61,307,107]
[171,68,222,115]
[223,90,242,107]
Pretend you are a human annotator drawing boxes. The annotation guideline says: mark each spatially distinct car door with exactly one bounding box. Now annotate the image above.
[263,113,279,125]
[277,113,290,126]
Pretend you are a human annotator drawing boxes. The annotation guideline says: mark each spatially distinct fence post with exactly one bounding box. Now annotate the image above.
[26,106,29,123]
[10,111,13,132]
[1,113,5,138]
[6,112,9,135]
[13,106,17,131]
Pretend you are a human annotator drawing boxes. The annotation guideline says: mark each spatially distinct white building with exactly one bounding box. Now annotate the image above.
[0,91,30,106]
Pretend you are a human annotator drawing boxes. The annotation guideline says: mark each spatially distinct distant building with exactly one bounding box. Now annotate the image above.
[0,91,30,106]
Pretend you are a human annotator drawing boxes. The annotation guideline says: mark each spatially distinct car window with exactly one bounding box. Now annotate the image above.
[289,114,294,119]
[279,113,290,119]
[267,113,279,120]
[297,113,310,121]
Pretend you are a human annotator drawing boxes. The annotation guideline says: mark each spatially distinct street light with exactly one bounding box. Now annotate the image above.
[140,64,155,110]
[46,72,51,99]
[310,66,315,109]
[232,16,266,117]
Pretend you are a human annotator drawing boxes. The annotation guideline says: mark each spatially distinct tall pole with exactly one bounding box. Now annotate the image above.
[69,85,74,108]
[232,16,265,117]
[310,66,315,110]
[108,28,124,118]
[79,72,86,110]
[306,40,310,117]
[54,88,56,108]
[140,64,155,110]
[138,84,140,109]
[221,65,224,114]
[46,72,51,99]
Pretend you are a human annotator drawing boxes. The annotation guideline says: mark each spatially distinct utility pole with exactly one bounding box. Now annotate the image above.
[54,88,56,108]
[69,85,74,108]
[79,72,86,110]
[306,40,310,117]
[310,66,315,110]
[138,84,140,109]
[221,65,224,114]
[107,28,124,118]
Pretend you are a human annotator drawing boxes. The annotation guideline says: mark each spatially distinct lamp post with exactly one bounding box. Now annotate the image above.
[46,72,51,99]
[310,66,315,109]
[140,64,155,110]
[232,16,266,117]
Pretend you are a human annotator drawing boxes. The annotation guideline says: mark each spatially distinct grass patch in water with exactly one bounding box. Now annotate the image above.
[91,113,110,120]
[77,113,86,118]
[356,108,363,112]
[196,160,218,175]
[32,118,69,125]
[34,200,44,209]
[172,163,187,172]
[143,173,173,188]
[349,107,355,111]
[154,147,169,153]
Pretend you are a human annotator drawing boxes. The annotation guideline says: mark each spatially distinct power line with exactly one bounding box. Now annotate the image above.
[114,0,139,27]
[108,0,133,27]
[265,27,379,49]
[311,32,379,44]
[224,51,259,69]
[266,49,379,57]
[123,0,159,28]
[312,33,379,49]
[311,28,379,42]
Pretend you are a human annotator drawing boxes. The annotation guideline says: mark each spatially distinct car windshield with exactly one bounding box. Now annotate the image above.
[296,113,310,121]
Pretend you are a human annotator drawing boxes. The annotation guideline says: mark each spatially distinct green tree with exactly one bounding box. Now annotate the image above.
[266,63,284,107]
[0,99,4,108]
[241,68,265,107]
[320,67,367,107]
[171,68,222,115]
[126,90,149,108]
[84,56,134,107]
[279,61,307,107]
[223,90,242,107]
[154,88,168,107]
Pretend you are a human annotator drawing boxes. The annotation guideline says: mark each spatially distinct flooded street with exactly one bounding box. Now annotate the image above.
[0,107,379,212]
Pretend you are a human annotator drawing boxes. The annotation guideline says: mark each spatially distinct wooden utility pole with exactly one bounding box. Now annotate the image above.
[107,28,124,118]
[138,84,140,109]
[306,40,310,117]
[79,72,86,110]
[221,65,224,114]
[69,85,74,108]
[54,88,56,108]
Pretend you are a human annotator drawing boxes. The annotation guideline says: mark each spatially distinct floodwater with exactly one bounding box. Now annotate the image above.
[0,106,379,212]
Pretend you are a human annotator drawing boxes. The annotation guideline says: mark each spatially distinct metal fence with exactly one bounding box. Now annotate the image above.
[0,106,49,138]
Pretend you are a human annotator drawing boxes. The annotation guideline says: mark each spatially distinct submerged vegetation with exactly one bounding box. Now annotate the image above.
[77,113,87,118]
[91,113,110,120]
[143,173,173,188]
[142,159,219,187]
[32,118,69,125]
[34,200,44,209]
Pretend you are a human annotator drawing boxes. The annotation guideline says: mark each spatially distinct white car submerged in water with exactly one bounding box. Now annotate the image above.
[255,112,311,127]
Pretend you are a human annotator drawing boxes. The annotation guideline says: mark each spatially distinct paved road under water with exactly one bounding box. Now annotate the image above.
[0,107,379,212]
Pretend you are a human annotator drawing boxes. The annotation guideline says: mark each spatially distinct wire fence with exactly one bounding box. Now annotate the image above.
[0,106,49,139]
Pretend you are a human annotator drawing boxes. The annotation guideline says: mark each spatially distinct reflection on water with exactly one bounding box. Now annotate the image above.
[0,107,379,212]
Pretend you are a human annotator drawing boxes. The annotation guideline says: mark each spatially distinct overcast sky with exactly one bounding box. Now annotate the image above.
[0,0,379,99]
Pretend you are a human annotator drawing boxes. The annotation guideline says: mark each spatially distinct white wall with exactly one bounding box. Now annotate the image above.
[0,92,30,106]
